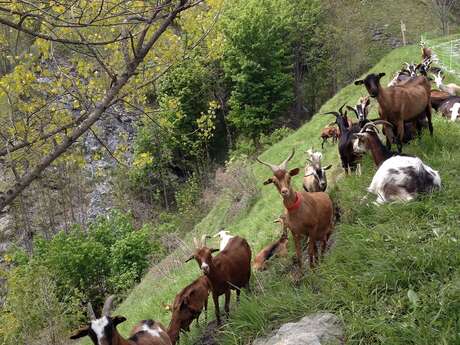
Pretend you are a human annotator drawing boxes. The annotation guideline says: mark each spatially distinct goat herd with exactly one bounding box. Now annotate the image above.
[68,45,457,345]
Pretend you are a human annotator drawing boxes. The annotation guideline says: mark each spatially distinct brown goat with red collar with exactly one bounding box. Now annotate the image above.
[253,216,289,271]
[70,295,172,345]
[185,235,251,324]
[257,149,334,271]
[354,73,432,153]
[166,276,210,344]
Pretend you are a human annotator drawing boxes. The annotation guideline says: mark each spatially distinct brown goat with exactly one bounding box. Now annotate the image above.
[257,149,334,270]
[70,296,172,345]
[252,217,289,271]
[185,235,251,324]
[355,73,432,152]
[320,123,340,148]
[166,276,210,344]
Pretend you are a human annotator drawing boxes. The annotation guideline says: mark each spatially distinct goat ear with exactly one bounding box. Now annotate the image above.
[263,178,273,185]
[180,297,189,311]
[365,98,370,107]
[354,79,364,85]
[323,164,332,170]
[113,316,127,327]
[289,168,300,176]
[70,326,89,340]
[210,248,219,254]
[378,72,386,78]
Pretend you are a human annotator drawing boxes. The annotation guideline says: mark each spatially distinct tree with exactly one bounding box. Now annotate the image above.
[432,0,457,35]
[221,0,294,144]
[0,0,204,212]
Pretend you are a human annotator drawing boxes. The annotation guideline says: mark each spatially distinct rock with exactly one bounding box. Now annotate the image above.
[253,313,343,345]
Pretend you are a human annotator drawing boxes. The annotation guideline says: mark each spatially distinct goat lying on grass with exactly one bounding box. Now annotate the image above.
[352,122,441,205]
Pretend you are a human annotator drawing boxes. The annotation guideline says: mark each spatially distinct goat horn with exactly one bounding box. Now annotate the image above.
[256,157,280,173]
[360,122,379,133]
[193,236,199,248]
[326,121,336,127]
[201,234,210,247]
[87,302,96,320]
[338,103,347,115]
[323,111,340,117]
[279,148,295,171]
[102,295,115,317]
[371,120,393,128]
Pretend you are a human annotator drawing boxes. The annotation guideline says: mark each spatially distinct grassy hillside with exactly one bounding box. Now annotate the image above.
[85,36,460,345]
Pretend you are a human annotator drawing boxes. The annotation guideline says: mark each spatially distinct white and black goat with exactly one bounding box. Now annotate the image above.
[352,122,441,205]
[303,148,332,192]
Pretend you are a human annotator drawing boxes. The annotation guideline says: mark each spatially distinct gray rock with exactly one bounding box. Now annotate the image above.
[253,313,343,345]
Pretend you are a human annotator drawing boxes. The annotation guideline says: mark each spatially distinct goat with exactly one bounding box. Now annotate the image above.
[352,120,400,167]
[351,122,441,204]
[430,89,460,121]
[252,217,289,271]
[185,235,251,324]
[70,296,172,345]
[166,276,210,344]
[346,96,371,127]
[213,230,234,251]
[324,104,362,174]
[320,123,340,148]
[355,72,433,153]
[257,149,334,270]
[303,148,332,192]
[366,155,441,205]
[434,71,460,96]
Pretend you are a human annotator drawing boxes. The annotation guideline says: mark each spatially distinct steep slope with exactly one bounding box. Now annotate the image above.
[83,35,460,345]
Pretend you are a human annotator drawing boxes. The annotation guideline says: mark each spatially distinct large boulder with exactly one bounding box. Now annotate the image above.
[253,313,343,345]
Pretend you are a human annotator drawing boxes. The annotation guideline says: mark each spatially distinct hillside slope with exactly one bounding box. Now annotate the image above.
[90,36,460,345]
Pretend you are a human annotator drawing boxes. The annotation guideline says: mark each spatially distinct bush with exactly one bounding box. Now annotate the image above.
[0,265,82,345]
[21,210,159,309]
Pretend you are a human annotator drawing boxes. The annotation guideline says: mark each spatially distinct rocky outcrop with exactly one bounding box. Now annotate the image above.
[253,313,343,345]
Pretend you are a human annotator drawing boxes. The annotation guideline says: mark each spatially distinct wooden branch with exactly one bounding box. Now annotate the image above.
[0,0,197,211]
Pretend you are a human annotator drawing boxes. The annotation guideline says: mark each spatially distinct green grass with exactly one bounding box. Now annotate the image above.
[82,35,460,345]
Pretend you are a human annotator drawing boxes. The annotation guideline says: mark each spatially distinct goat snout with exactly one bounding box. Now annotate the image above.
[201,262,210,274]
[281,188,289,196]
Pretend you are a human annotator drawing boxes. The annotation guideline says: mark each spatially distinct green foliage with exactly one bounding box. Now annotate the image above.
[222,0,295,140]
[19,210,158,308]
[0,265,82,345]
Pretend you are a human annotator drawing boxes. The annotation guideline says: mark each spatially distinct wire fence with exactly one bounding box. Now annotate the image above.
[422,34,460,79]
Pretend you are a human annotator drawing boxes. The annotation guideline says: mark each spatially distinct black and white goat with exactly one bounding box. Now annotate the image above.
[303,148,332,192]
[352,122,441,205]
[346,96,371,128]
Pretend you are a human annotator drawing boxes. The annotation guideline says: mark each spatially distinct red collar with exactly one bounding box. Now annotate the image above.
[285,192,302,212]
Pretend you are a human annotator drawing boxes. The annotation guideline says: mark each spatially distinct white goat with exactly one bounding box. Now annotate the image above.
[434,72,460,96]
[213,230,234,251]
[367,155,441,205]
[303,148,332,192]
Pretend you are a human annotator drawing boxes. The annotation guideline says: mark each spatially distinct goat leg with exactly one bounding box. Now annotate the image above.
[293,233,303,270]
[224,290,231,317]
[426,104,434,136]
[308,239,317,269]
[213,292,221,324]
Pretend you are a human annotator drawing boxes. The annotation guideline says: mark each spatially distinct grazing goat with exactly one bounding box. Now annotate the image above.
[303,148,332,192]
[185,235,251,324]
[366,155,441,205]
[166,276,210,344]
[355,72,433,152]
[320,123,340,148]
[324,104,362,174]
[70,296,172,345]
[346,96,371,127]
[253,217,289,271]
[213,230,234,251]
[257,149,334,270]
[434,71,460,96]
